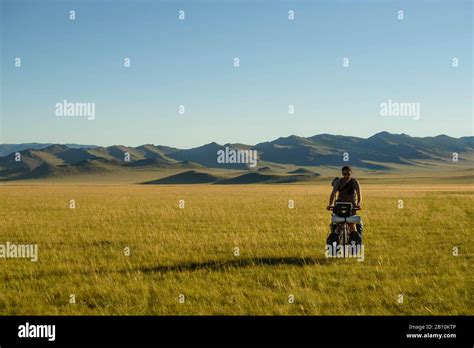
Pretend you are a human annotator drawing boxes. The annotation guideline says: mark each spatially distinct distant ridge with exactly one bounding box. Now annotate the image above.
[141,170,223,184]
[0,143,97,157]
[1,132,472,182]
[288,168,320,175]
[216,172,319,184]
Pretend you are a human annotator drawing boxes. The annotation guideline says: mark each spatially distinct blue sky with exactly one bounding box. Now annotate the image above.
[1,0,472,148]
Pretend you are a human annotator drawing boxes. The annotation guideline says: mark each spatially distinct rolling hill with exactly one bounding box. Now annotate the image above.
[0,132,472,182]
[142,170,224,184]
[216,172,318,184]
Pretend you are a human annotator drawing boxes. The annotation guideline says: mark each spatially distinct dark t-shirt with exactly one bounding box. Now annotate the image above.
[333,178,360,204]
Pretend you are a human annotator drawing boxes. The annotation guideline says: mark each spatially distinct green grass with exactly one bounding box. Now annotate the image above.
[0,184,472,315]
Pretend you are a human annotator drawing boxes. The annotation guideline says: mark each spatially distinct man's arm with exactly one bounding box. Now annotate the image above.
[327,186,337,209]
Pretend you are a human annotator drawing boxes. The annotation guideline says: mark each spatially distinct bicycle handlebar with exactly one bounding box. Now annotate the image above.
[328,206,361,210]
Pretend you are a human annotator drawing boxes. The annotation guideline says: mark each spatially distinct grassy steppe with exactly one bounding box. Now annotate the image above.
[0,183,472,315]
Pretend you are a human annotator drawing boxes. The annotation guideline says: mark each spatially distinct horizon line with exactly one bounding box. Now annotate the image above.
[1,131,473,150]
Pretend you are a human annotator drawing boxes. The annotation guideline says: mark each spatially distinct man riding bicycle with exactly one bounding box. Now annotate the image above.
[327,166,363,243]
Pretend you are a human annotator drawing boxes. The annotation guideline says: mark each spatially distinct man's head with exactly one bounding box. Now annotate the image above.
[341,166,352,182]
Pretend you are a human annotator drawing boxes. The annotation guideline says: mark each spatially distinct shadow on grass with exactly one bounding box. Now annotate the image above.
[4,257,331,282]
[128,256,331,274]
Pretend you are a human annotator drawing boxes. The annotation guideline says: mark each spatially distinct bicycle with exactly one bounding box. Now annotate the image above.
[327,202,362,257]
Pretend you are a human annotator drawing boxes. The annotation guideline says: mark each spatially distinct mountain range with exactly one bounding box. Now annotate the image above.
[0,132,472,182]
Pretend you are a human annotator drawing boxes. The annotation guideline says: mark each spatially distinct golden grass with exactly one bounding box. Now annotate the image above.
[0,184,472,315]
